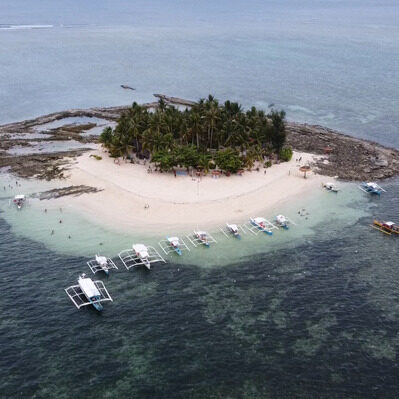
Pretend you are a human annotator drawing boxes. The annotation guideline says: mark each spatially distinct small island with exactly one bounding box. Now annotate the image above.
[1,93,399,233]
[99,95,293,174]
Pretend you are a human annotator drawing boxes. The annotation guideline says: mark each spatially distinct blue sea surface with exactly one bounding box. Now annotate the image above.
[0,0,398,146]
[1,1,399,398]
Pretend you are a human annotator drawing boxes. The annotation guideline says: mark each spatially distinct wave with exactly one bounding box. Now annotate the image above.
[0,24,54,31]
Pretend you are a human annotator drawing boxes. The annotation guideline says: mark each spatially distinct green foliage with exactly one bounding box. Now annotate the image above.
[99,126,113,146]
[268,110,286,152]
[100,96,287,174]
[174,145,200,169]
[214,148,243,173]
[197,153,212,172]
[89,154,102,160]
[265,160,272,168]
[279,146,293,162]
[151,150,175,172]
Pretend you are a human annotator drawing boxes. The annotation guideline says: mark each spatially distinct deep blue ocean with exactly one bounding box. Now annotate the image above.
[1,1,399,398]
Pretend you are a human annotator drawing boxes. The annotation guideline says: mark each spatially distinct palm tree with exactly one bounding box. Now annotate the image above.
[189,112,202,148]
[205,102,220,149]
[99,95,288,172]
[197,153,212,173]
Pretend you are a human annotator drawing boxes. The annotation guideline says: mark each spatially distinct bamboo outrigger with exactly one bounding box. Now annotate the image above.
[371,220,399,235]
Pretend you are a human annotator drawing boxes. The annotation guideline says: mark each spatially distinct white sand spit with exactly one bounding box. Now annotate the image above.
[54,146,323,234]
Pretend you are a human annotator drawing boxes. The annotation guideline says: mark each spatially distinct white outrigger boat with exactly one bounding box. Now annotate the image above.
[186,231,217,247]
[158,236,190,256]
[13,194,26,209]
[118,243,166,270]
[87,255,118,275]
[220,223,242,239]
[65,273,113,311]
[275,214,296,230]
[323,182,339,193]
[249,217,276,235]
[358,182,385,196]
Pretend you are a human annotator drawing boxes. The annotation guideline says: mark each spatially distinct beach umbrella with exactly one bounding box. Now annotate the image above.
[299,165,311,179]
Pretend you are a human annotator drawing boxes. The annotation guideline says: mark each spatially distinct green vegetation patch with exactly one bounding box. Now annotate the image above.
[100,95,287,174]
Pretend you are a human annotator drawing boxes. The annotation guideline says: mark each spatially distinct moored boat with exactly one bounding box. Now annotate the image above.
[13,194,26,209]
[65,273,113,311]
[323,182,339,193]
[78,274,104,311]
[372,220,399,235]
[226,223,240,238]
[275,215,290,229]
[359,182,385,196]
[167,236,182,255]
[250,217,273,235]
[194,231,210,246]
[133,244,151,269]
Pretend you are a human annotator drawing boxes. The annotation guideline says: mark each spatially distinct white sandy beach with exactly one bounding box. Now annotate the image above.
[52,146,324,234]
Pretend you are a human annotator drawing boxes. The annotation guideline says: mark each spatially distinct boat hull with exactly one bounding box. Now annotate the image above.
[251,221,272,235]
[90,296,103,311]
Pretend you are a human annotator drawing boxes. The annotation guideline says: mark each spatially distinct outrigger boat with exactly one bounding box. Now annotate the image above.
[186,230,217,247]
[87,255,118,275]
[275,214,295,230]
[13,194,26,209]
[359,182,385,196]
[226,223,240,238]
[219,223,244,239]
[119,244,166,270]
[65,273,113,311]
[372,220,399,235]
[133,244,151,269]
[249,217,274,235]
[159,236,190,256]
[194,231,211,246]
[323,182,339,193]
[168,237,182,255]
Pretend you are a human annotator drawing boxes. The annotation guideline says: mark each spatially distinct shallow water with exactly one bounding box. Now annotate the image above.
[0,179,398,398]
[6,140,97,155]
[33,116,113,132]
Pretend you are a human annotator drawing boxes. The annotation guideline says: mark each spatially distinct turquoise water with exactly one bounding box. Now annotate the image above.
[1,1,399,397]
[1,179,399,398]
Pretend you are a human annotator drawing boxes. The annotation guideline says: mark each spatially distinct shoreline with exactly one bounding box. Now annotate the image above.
[44,146,324,235]
[1,98,399,182]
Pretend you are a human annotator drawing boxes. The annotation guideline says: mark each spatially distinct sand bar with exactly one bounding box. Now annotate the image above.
[51,146,324,234]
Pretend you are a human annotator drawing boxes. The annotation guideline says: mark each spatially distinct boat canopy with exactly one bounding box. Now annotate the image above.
[196,231,207,236]
[95,255,108,266]
[14,194,25,200]
[168,236,179,243]
[367,182,378,188]
[78,275,101,299]
[227,223,238,230]
[133,244,149,257]
[276,215,287,223]
[254,217,266,224]
[385,221,395,226]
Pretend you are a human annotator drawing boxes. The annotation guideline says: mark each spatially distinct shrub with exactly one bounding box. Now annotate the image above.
[214,148,243,173]
[264,160,272,168]
[279,147,293,162]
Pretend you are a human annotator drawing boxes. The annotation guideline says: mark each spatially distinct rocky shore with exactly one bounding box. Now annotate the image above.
[1,96,399,182]
[286,122,399,180]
